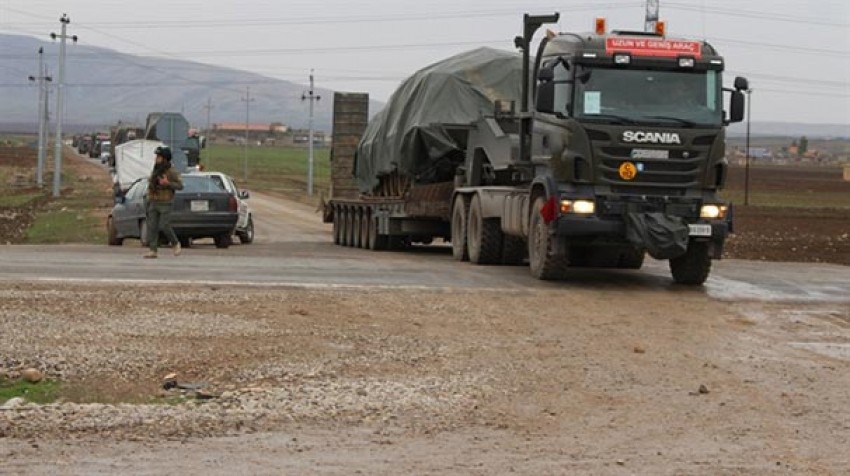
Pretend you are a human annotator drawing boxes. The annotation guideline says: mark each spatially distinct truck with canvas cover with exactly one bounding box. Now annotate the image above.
[328,13,748,285]
[111,113,206,194]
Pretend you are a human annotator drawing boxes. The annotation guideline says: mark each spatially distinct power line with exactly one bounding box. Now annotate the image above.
[665,2,850,27]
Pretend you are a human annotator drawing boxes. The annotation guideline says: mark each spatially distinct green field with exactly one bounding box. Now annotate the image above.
[202,143,330,197]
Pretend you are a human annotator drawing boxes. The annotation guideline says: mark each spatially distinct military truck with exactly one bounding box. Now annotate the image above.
[327,13,748,285]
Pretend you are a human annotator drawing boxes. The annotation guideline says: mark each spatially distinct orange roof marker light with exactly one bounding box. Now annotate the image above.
[655,20,666,36]
[595,17,606,35]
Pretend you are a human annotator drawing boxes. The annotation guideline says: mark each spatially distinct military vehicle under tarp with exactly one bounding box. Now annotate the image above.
[355,47,522,193]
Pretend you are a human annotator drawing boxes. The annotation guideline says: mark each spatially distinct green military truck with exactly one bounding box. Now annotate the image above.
[327,13,748,285]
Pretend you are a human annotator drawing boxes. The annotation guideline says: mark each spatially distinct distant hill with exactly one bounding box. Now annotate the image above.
[0,33,384,134]
[728,121,849,139]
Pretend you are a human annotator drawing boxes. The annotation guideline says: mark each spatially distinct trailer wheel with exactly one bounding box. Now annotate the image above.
[467,194,503,264]
[528,196,568,280]
[360,208,371,249]
[353,207,363,248]
[669,241,711,285]
[367,214,388,251]
[342,207,352,247]
[451,195,470,261]
[332,206,341,245]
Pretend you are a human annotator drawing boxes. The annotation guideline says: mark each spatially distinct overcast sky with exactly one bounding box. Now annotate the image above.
[1,0,848,127]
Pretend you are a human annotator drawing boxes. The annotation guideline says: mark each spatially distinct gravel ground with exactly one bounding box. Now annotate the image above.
[2,281,848,474]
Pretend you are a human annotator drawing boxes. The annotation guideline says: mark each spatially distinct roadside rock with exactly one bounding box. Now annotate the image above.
[21,368,43,383]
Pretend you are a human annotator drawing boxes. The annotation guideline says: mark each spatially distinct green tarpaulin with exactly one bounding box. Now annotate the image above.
[355,47,523,193]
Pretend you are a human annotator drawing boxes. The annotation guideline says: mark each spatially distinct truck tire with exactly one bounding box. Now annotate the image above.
[360,209,371,249]
[619,247,645,269]
[451,195,469,261]
[353,208,363,248]
[467,194,502,264]
[107,216,123,246]
[333,206,341,245]
[367,215,388,251]
[501,235,526,265]
[669,241,711,285]
[528,196,568,280]
[342,207,352,247]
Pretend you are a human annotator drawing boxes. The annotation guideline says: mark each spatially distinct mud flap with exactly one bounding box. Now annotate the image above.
[625,212,689,260]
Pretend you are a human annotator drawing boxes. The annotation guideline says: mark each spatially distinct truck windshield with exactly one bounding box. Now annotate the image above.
[573,66,721,127]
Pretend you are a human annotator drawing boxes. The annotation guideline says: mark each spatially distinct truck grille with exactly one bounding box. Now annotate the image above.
[589,131,718,193]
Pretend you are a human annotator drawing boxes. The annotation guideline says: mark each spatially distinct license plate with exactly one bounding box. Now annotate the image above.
[190,200,209,212]
[631,148,669,159]
[688,224,712,237]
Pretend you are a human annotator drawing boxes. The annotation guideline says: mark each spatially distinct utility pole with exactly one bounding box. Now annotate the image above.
[645,0,659,32]
[241,87,254,181]
[203,97,213,168]
[301,70,320,196]
[50,14,77,198]
[28,47,52,188]
[744,88,753,206]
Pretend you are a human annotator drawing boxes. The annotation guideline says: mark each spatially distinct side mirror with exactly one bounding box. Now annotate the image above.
[238,190,250,199]
[536,82,556,114]
[729,90,745,123]
[734,76,749,91]
[538,66,554,82]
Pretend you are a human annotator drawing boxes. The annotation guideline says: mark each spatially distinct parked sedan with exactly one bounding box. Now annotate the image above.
[107,175,238,248]
[187,171,254,244]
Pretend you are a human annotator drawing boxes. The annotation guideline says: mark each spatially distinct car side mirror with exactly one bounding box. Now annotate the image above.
[238,190,250,199]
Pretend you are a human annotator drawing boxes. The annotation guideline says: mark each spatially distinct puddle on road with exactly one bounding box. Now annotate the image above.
[706,276,850,303]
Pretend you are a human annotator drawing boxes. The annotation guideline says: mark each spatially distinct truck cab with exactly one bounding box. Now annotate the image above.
[516,17,748,283]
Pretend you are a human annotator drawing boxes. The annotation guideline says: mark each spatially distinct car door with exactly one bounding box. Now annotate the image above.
[225,175,249,230]
[115,180,147,237]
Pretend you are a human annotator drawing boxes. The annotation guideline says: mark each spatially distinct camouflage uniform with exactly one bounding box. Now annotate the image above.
[146,166,183,252]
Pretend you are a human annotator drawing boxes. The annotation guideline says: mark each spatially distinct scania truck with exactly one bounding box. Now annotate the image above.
[327,13,748,285]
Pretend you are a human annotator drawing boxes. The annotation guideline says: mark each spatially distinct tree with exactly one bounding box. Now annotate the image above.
[799,136,809,155]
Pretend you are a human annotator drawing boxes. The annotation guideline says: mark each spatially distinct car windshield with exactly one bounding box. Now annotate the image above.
[181,175,227,193]
[573,66,722,127]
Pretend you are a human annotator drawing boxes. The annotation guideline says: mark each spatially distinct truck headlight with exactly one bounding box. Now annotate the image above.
[700,204,727,219]
[560,199,595,214]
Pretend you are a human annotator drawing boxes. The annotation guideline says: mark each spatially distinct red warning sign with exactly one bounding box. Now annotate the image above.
[605,37,702,58]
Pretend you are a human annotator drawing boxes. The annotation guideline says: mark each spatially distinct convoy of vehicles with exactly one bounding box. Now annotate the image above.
[326,13,748,285]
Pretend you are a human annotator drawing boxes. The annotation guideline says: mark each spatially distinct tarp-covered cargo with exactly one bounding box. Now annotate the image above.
[113,139,166,191]
[355,47,522,193]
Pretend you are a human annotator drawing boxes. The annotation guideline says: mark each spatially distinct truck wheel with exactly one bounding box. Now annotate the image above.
[360,209,371,249]
[367,215,388,251]
[619,247,645,269]
[670,241,711,285]
[341,208,352,247]
[501,235,526,265]
[528,196,568,280]
[353,208,363,248]
[107,216,123,246]
[333,206,341,245]
[467,194,502,264]
[214,233,231,249]
[451,196,469,261]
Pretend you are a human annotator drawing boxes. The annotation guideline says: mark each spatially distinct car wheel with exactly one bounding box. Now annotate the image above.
[237,216,254,244]
[214,233,231,249]
[107,216,123,246]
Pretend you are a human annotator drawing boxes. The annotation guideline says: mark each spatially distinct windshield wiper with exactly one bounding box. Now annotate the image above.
[581,114,638,125]
[642,115,698,127]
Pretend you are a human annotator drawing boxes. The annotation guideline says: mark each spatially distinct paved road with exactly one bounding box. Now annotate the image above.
[1,191,848,303]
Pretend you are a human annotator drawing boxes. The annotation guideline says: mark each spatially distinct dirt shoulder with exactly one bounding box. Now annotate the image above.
[1,282,847,474]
